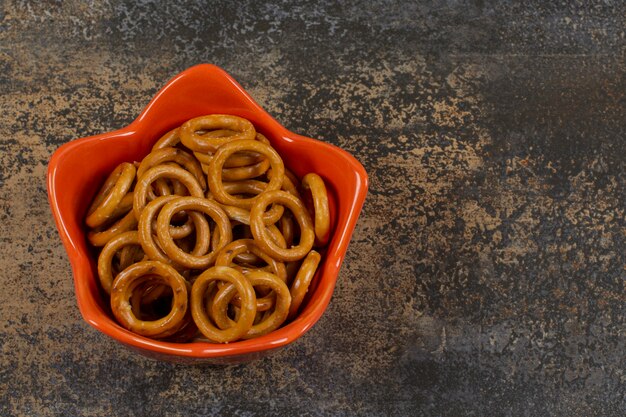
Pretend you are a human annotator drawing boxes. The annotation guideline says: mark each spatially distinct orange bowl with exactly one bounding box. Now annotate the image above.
[47,64,368,364]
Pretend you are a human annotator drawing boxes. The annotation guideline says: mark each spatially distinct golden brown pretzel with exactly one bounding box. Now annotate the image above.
[133,164,204,220]
[130,280,171,320]
[87,113,332,343]
[118,244,145,271]
[221,204,283,227]
[226,152,265,168]
[210,270,291,339]
[222,179,268,195]
[268,167,301,198]
[222,158,270,181]
[108,192,134,220]
[288,250,321,320]
[129,280,197,342]
[88,210,138,247]
[137,147,206,191]
[266,224,288,249]
[147,178,172,200]
[215,239,287,282]
[180,115,256,153]
[250,190,315,261]
[152,127,181,150]
[97,231,143,295]
[86,162,136,228]
[207,139,285,209]
[190,266,257,343]
[215,178,288,227]
[200,152,264,170]
[110,260,188,338]
[138,196,211,266]
[195,150,266,170]
[285,260,302,285]
[156,196,232,269]
[214,239,287,313]
[279,213,295,249]
[302,173,330,246]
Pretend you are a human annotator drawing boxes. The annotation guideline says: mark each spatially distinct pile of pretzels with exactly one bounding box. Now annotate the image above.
[85,115,329,343]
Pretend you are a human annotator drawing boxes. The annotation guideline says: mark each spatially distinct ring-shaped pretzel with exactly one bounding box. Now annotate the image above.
[211,224,286,265]
[195,150,266,171]
[302,173,330,246]
[210,270,291,339]
[133,164,204,220]
[118,244,145,271]
[222,158,270,181]
[250,190,315,262]
[216,239,287,282]
[190,266,256,343]
[97,231,143,295]
[279,213,295,248]
[86,162,136,228]
[130,280,167,320]
[138,196,211,266]
[152,127,181,150]
[156,197,232,269]
[268,168,301,199]
[199,132,268,168]
[208,140,284,209]
[210,283,275,320]
[219,180,284,223]
[137,147,206,191]
[129,279,197,341]
[218,223,286,253]
[140,178,195,239]
[285,260,302,284]
[88,210,138,247]
[222,205,283,226]
[147,178,171,200]
[215,239,287,311]
[288,250,321,320]
[214,224,263,266]
[107,192,134,220]
[180,115,256,153]
[110,260,188,338]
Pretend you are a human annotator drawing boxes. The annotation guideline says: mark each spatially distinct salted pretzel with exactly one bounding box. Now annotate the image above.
[86,162,136,228]
[137,146,206,191]
[207,139,284,209]
[88,210,138,247]
[152,127,182,150]
[86,114,333,344]
[215,239,286,280]
[97,231,144,295]
[180,114,256,153]
[210,270,291,339]
[110,260,189,338]
[155,196,232,269]
[288,250,321,320]
[133,164,205,220]
[302,173,330,246]
[190,266,257,343]
[250,190,315,262]
[138,196,212,266]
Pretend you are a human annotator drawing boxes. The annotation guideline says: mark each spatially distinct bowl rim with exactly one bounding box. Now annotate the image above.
[47,64,368,359]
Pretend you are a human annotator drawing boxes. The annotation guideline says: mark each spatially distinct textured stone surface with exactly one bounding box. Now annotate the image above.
[0,1,624,416]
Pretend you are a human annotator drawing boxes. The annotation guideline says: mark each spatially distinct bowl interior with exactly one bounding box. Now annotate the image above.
[47,64,367,359]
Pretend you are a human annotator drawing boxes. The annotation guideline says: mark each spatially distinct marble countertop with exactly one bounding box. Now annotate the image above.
[0,1,624,416]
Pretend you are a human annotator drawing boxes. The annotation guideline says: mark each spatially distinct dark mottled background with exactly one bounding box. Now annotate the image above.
[0,1,624,416]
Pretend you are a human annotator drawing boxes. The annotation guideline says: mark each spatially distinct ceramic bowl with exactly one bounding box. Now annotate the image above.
[47,64,368,364]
